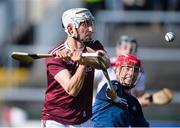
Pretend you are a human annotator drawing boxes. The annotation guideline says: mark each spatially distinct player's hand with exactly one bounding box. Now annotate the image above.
[96,50,110,69]
[69,50,83,62]
[55,49,71,61]
[106,88,117,101]
[137,93,151,107]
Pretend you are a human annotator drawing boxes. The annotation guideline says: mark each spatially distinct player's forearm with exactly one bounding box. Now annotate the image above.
[66,64,86,97]
[106,88,128,107]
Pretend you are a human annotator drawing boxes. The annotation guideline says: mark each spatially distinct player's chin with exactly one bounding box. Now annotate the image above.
[85,35,92,40]
[85,34,92,39]
[124,82,131,86]
[124,80,132,86]
[120,79,131,87]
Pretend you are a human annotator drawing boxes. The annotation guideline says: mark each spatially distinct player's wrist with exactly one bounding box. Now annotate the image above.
[78,63,86,68]
[79,56,85,65]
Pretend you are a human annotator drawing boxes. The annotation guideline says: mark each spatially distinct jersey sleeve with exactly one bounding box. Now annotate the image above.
[134,72,146,91]
[45,57,66,77]
[131,98,149,127]
[131,72,146,96]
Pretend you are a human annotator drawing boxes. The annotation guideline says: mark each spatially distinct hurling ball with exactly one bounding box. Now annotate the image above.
[165,32,175,42]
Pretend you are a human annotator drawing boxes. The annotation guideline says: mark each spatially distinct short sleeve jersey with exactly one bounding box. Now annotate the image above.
[41,40,104,125]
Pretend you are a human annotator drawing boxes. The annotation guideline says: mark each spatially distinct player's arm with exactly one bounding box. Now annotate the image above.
[137,93,151,107]
[106,87,128,106]
[55,64,86,97]
[55,49,110,69]
[80,50,110,69]
[54,50,86,97]
[131,99,149,127]
[132,73,151,107]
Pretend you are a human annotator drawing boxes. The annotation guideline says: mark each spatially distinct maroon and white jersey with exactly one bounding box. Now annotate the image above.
[41,40,104,125]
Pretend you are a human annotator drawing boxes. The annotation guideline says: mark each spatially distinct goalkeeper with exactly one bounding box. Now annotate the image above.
[92,54,149,127]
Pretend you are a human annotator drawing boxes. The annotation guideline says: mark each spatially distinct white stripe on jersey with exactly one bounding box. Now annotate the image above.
[50,43,66,54]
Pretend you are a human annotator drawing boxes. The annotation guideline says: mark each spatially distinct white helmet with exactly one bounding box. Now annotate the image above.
[62,8,94,35]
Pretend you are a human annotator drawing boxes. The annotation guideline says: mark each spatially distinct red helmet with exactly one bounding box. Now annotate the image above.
[114,54,141,70]
[114,54,142,89]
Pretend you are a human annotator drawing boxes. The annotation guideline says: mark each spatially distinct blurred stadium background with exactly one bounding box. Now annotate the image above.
[0,0,180,127]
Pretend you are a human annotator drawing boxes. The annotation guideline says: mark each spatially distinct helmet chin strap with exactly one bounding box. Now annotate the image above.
[71,26,92,46]
[72,35,92,46]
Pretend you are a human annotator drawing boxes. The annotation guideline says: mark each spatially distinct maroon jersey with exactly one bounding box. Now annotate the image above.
[41,40,104,125]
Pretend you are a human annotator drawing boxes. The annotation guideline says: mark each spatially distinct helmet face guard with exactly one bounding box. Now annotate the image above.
[62,8,94,44]
[118,65,141,89]
[114,54,142,89]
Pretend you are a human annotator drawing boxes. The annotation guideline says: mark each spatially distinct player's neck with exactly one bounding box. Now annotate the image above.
[65,38,85,51]
[124,89,131,94]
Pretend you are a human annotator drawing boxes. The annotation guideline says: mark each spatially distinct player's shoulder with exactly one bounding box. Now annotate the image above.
[89,40,100,44]
[87,40,101,46]
[87,40,104,50]
[111,80,120,86]
[128,93,140,106]
[48,42,65,54]
[45,42,65,64]
[111,80,123,90]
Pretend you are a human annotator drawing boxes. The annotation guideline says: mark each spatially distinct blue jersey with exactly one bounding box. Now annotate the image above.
[92,80,149,127]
